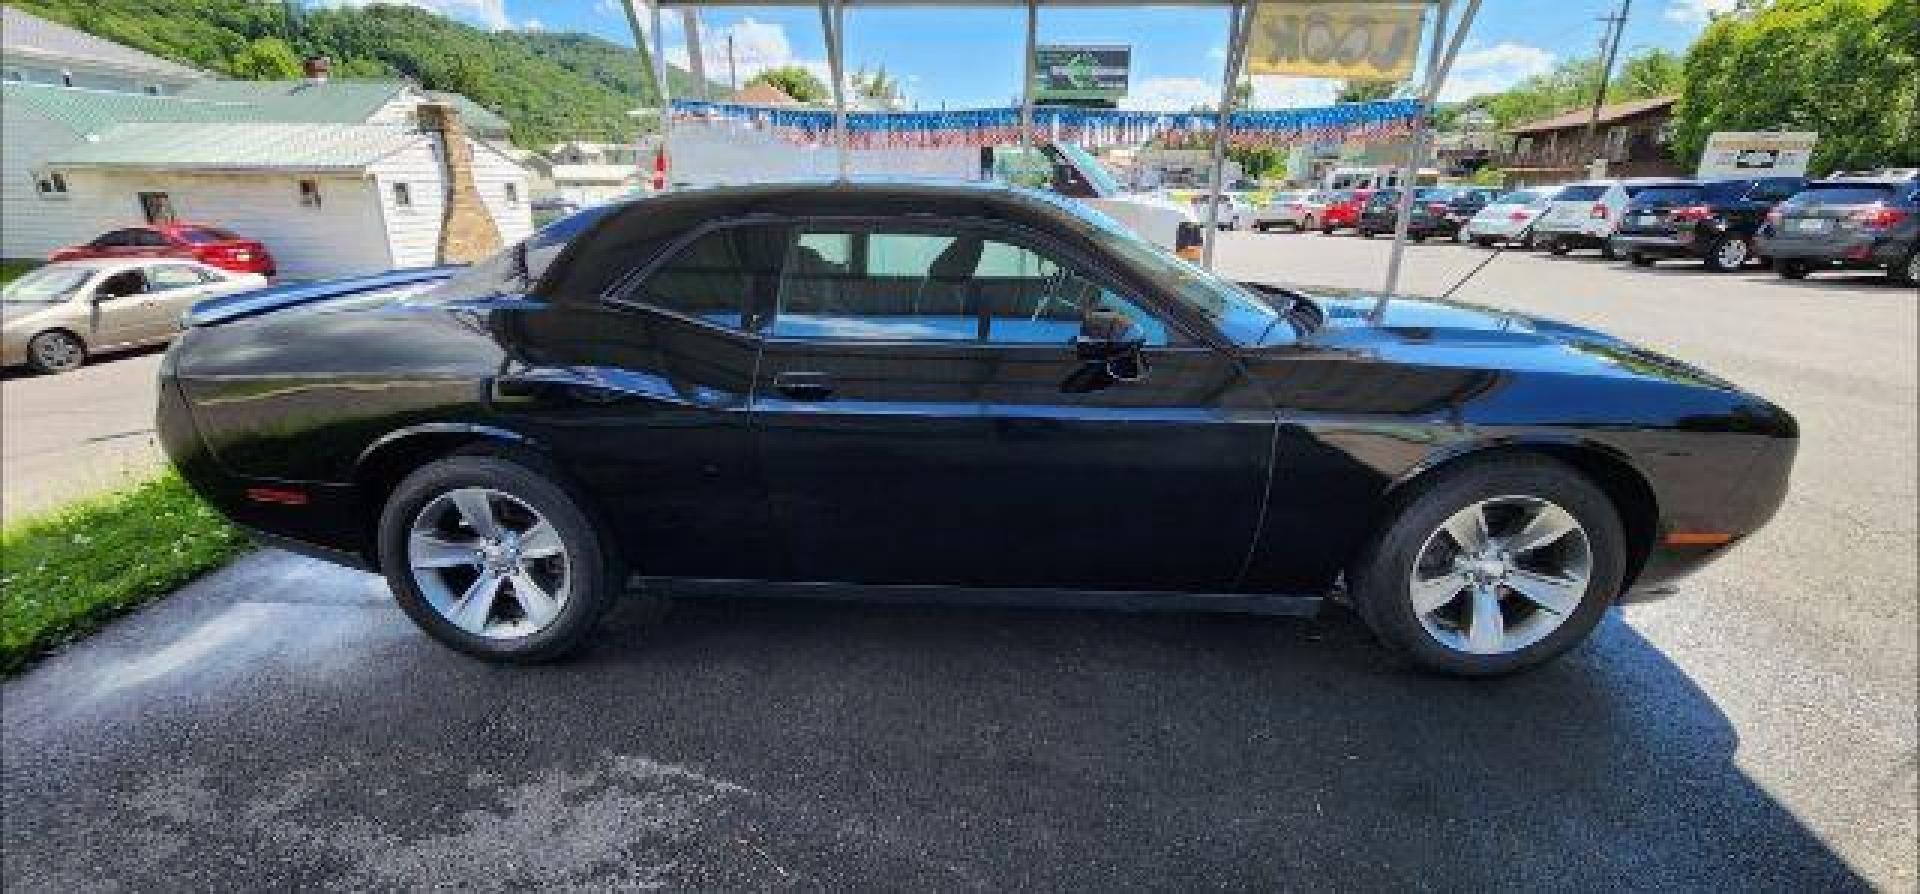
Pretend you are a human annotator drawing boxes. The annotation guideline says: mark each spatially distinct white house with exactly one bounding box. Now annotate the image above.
[2,36,529,276]
[1,5,206,95]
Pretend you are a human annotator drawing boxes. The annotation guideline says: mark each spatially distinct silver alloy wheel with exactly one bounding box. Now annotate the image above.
[1717,237,1749,268]
[408,487,570,639]
[1407,495,1593,655]
[30,332,82,371]
[1907,252,1918,283]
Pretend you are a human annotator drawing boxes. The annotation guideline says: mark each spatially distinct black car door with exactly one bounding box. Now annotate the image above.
[492,222,788,580]
[750,219,1273,591]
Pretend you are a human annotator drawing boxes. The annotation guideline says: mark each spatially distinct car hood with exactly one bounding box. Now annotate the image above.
[1266,286,1740,390]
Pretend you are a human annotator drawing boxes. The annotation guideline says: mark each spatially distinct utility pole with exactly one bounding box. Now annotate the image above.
[681,8,709,101]
[727,35,738,93]
[1584,0,1632,160]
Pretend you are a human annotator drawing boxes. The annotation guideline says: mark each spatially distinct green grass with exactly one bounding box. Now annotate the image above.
[0,260,37,286]
[1,472,249,675]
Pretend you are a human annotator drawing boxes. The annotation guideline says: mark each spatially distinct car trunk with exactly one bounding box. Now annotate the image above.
[1618,184,1703,236]
[1769,185,1905,246]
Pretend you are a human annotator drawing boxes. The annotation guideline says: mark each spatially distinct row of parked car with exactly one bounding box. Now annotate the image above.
[1215,171,1920,284]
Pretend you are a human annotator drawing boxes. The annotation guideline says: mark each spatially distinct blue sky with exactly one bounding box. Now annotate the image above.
[322,0,1735,109]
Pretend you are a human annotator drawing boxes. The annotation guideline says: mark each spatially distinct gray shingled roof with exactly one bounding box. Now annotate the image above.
[1,5,207,80]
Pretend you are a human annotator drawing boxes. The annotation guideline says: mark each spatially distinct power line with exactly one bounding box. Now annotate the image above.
[1583,0,1632,155]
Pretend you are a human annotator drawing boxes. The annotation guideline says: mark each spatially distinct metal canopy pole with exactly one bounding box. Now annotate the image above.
[1373,0,1480,322]
[1201,0,1253,269]
[622,0,674,187]
[1020,0,1038,150]
[681,8,710,101]
[818,0,849,178]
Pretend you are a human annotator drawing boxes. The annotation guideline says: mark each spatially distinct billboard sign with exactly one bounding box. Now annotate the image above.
[1697,131,1818,178]
[1246,2,1427,81]
[1033,45,1131,102]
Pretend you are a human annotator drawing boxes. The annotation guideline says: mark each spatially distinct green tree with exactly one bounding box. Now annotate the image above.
[1673,0,1918,174]
[1336,79,1400,103]
[750,65,829,104]
[852,65,901,108]
[227,36,301,79]
[1617,48,1683,98]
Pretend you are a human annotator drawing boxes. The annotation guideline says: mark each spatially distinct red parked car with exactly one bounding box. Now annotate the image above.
[1318,188,1377,234]
[50,223,276,277]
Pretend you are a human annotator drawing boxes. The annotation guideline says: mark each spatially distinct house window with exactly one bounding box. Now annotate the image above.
[298,179,322,208]
[392,182,413,208]
[34,171,69,198]
[144,84,162,96]
[504,182,519,204]
[4,70,22,82]
[1605,126,1630,160]
[60,70,73,87]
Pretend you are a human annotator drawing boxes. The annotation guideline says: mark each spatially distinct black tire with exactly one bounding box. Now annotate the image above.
[378,454,628,663]
[1320,224,1335,235]
[1548,237,1571,255]
[1302,215,1317,231]
[25,330,86,374]
[1473,236,1496,248]
[1359,228,1375,238]
[1777,259,1811,280]
[1347,455,1626,676]
[1893,249,1919,286]
[1600,241,1619,260]
[1630,252,1654,267]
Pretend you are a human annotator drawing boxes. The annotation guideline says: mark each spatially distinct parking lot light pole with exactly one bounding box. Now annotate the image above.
[1373,0,1480,323]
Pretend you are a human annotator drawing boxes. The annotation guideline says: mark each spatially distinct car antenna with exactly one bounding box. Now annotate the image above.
[1436,221,1534,303]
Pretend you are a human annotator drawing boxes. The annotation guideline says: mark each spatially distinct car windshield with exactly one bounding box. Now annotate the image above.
[1556,184,1607,201]
[1041,193,1284,345]
[1631,184,1703,205]
[1495,189,1545,205]
[2,266,93,303]
[1270,191,1310,203]
[1051,143,1125,196]
[1787,184,1903,206]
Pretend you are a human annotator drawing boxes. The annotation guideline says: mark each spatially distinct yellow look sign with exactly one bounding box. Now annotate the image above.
[1245,2,1428,81]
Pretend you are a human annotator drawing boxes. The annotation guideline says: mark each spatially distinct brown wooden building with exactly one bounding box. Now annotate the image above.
[1497,96,1685,185]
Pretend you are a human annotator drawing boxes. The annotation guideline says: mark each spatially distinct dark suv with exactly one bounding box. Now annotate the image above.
[1756,177,1919,285]
[1355,187,1492,240]
[1609,176,1806,272]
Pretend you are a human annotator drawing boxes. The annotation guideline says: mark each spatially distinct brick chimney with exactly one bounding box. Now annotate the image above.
[417,102,503,264]
[301,56,331,84]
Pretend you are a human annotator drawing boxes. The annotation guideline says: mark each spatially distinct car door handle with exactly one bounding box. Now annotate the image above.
[771,371,834,400]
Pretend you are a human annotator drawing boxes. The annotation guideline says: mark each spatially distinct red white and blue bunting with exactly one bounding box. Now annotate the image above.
[670,98,1421,150]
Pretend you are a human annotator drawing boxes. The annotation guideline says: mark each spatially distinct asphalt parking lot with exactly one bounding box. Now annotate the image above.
[4,234,1914,889]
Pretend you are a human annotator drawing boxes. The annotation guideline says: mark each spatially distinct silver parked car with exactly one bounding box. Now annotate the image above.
[2,259,268,373]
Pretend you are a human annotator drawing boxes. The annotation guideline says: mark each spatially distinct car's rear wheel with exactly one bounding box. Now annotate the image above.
[378,455,627,663]
[1704,236,1750,272]
[1348,456,1625,676]
[1321,223,1335,235]
[1301,215,1316,231]
[1894,249,1919,286]
[1548,237,1571,255]
[1777,259,1812,280]
[1630,252,1655,267]
[1600,240,1619,260]
[26,330,86,374]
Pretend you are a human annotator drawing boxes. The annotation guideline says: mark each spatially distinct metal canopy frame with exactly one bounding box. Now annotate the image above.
[622,0,1480,319]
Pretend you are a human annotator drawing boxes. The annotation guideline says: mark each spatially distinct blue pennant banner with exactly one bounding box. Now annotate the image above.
[670,99,1422,150]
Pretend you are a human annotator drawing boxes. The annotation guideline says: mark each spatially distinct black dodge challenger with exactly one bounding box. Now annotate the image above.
[158,181,1796,675]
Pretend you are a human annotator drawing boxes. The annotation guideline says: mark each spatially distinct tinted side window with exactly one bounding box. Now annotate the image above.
[1557,185,1606,201]
[94,230,139,248]
[133,230,172,247]
[775,230,984,341]
[637,225,788,330]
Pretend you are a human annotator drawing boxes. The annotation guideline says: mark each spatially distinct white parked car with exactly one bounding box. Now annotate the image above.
[1,259,267,373]
[1462,187,1561,247]
[1532,179,1664,258]
[1190,193,1256,230]
[1249,190,1329,232]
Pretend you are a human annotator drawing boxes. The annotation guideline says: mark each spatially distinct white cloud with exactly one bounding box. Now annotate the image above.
[1438,42,1556,102]
[664,19,853,98]
[1664,0,1739,24]
[522,17,545,31]
[1251,76,1339,109]
[318,0,513,31]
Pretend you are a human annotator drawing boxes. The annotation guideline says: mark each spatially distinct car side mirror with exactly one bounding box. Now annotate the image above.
[1072,309,1148,384]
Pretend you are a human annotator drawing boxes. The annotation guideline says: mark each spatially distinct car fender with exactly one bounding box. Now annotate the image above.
[353,422,546,480]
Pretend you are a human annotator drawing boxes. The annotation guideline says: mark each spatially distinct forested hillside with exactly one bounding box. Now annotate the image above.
[11,0,715,147]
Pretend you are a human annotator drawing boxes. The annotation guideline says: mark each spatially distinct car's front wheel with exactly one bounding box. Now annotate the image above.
[1704,236,1750,272]
[26,330,86,374]
[1348,456,1625,676]
[1548,237,1571,255]
[1894,249,1919,286]
[1777,259,1812,280]
[378,454,630,663]
[1630,252,1655,267]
